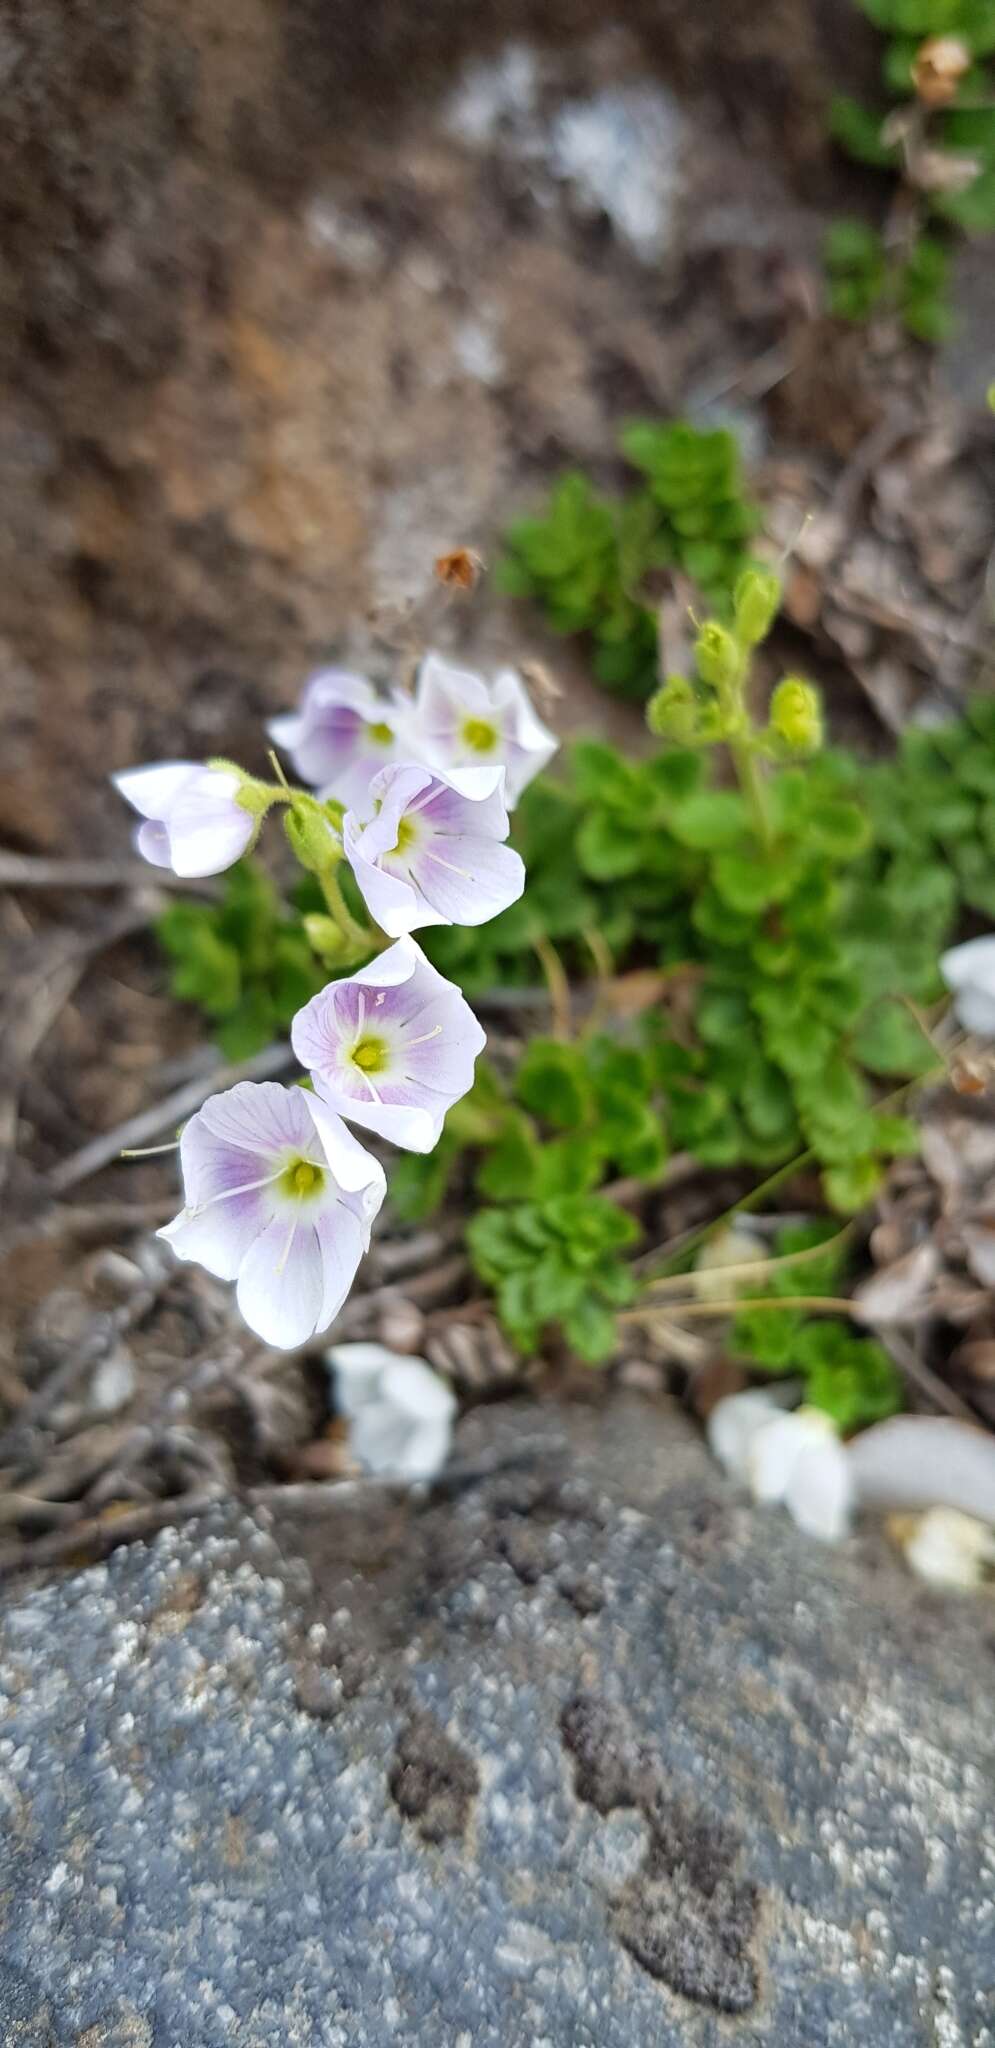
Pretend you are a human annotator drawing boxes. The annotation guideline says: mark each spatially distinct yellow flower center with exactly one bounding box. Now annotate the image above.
[460,715,499,754]
[351,1034,388,1075]
[279,1156,326,1201]
[366,720,395,747]
[390,814,418,856]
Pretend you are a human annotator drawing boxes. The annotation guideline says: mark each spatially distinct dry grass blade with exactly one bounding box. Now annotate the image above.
[0,898,161,1206]
[49,1039,294,1194]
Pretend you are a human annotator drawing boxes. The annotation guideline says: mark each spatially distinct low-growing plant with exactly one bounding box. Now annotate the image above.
[157,862,327,1060]
[498,420,760,698]
[730,1221,905,1428]
[827,0,995,341]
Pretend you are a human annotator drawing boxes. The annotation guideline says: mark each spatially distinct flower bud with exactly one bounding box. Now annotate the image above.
[304,913,350,965]
[694,624,739,692]
[911,35,970,108]
[733,568,781,648]
[647,674,700,744]
[284,797,343,875]
[770,677,822,755]
[206,762,273,819]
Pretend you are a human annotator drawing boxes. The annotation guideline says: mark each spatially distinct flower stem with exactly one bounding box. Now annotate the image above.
[730,735,772,851]
[317,865,377,955]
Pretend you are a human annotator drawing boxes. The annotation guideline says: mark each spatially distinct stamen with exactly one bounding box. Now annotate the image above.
[274,1216,297,1276]
[403,1023,444,1049]
[420,847,472,880]
[190,1167,282,1218]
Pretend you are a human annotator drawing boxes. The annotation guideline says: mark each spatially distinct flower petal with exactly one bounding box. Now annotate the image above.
[314,1204,368,1334]
[113,762,198,819]
[236,1215,325,1348]
[166,768,255,877]
[406,833,524,927]
[304,1092,386,1222]
[158,1192,268,1282]
[134,820,174,868]
[194,1081,316,1169]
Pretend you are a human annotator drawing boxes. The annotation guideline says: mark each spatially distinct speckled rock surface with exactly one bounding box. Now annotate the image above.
[1,1396,992,2045]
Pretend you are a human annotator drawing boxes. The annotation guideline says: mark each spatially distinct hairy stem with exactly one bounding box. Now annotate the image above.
[318,866,378,955]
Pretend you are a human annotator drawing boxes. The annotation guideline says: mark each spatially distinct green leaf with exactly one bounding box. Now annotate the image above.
[496,1271,541,1355]
[670,790,746,850]
[801,1324,904,1431]
[467,1208,531,1283]
[532,1134,604,1199]
[171,928,243,1017]
[829,95,899,167]
[852,999,936,1077]
[732,1305,807,1371]
[216,989,275,1060]
[475,1114,542,1200]
[807,799,871,860]
[562,1297,618,1366]
[516,1038,593,1128]
[577,810,646,880]
[389,1136,460,1222]
[823,1155,883,1214]
[712,849,789,914]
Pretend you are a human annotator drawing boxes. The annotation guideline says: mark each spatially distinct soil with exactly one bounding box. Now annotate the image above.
[1,1,994,1553]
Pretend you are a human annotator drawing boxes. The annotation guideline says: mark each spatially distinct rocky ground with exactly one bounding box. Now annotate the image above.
[1,1398,992,2045]
[1,12,994,2032]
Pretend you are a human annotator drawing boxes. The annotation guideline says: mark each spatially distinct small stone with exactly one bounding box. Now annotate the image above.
[89,1346,136,1414]
[377,1298,426,1355]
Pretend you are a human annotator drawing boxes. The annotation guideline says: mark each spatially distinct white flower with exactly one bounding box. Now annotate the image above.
[113,762,256,877]
[902,1506,995,1591]
[327,1341,456,1482]
[939,934,995,1037]
[410,652,557,804]
[268,669,409,812]
[158,1081,385,1349]
[707,1391,854,1542]
[291,936,486,1153]
[343,762,525,937]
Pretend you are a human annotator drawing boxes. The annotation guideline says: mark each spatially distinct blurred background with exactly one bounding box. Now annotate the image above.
[4,0,991,851]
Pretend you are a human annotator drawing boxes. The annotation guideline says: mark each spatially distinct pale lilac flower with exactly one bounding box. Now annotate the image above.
[291,937,486,1152]
[940,934,995,1037]
[113,762,256,877]
[159,1080,385,1349]
[268,669,408,811]
[343,762,525,937]
[410,653,557,804]
[327,1341,456,1481]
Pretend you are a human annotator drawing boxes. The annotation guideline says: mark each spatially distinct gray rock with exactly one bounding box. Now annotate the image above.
[1,1396,992,2046]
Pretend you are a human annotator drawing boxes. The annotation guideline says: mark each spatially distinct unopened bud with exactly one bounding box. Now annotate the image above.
[733,568,781,648]
[207,759,273,819]
[304,913,349,964]
[770,677,822,755]
[912,35,970,108]
[647,674,699,743]
[284,798,342,875]
[694,623,739,692]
